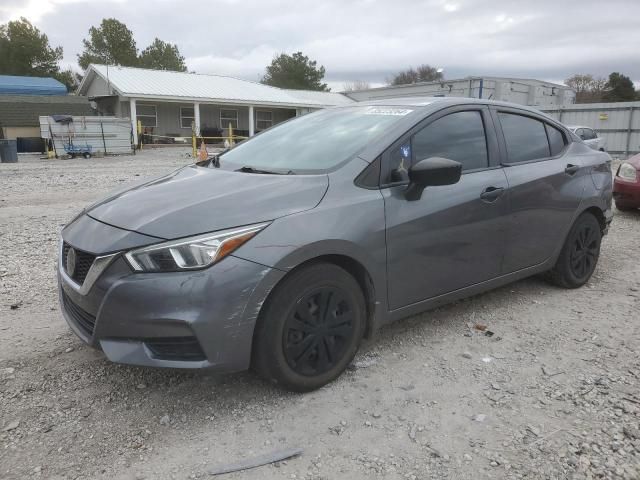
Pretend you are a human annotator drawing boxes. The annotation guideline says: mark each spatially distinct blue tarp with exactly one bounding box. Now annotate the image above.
[0,75,67,95]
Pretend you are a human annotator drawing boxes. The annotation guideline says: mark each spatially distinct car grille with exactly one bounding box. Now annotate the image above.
[62,243,96,285]
[145,337,206,361]
[61,289,96,337]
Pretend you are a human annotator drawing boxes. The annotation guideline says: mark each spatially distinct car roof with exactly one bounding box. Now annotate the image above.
[566,125,592,130]
[345,96,573,163]
[351,96,552,117]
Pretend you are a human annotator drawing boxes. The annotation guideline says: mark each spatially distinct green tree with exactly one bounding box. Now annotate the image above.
[78,18,138,70]
[0,17,63,77]
[390,64,443,85]
[139,38,187,71]
[261,52,329,91]
[54,68,82,91]
[603,72,637,102]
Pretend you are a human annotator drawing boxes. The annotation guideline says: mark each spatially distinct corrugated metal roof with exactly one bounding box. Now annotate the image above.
[0,75,67,95]
[281,88,355,106]
[80,65,352,107]
[0,95,94,127]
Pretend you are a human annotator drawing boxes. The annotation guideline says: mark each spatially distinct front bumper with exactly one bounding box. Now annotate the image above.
[613,177,640,207]
[58,244,284,372]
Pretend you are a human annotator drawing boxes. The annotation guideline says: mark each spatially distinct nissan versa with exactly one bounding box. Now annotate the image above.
[58,97,613,391]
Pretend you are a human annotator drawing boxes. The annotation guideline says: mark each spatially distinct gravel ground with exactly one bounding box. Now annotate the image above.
[1,149,639,480]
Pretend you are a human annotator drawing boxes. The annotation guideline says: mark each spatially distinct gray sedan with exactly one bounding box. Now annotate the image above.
[58,97,613,391]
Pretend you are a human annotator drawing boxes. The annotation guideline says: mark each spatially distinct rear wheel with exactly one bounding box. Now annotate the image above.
[83,152,91,159]
[252,263,366,392]
[545,212,602,288]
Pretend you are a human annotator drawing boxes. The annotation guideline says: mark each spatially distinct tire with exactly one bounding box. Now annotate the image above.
[252,263,366,392]
[83,152,91,159]
[545,212,602,289]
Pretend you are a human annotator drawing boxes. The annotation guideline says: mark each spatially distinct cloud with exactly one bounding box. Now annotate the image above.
[0,0,124,23]
[2,0,639,86]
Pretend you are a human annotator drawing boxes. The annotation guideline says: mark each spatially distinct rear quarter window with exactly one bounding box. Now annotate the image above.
[545,124,567,156]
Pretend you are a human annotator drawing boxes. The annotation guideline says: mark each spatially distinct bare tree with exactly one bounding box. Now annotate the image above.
[565,74,608,103]
[342,79,371,92]
[389,64,443,86]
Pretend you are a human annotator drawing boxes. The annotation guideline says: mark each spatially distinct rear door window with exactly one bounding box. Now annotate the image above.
[545,124,566,156]
[498,112,550,163]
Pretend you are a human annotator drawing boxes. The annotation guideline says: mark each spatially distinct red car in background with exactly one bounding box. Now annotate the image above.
[613,153,640,211]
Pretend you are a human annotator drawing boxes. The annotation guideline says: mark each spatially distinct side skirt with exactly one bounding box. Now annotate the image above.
[383,260,554,326]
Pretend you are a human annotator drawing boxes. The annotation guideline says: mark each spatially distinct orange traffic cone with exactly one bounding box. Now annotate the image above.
[198,140,208,161]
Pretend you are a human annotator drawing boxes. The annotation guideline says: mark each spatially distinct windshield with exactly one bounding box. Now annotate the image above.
[220,106,413,173]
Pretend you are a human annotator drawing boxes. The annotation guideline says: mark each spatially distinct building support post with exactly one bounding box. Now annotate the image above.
[625,106,634,158]
[130,98,138,147]
[194,102,201,137]
[248,105,255,137]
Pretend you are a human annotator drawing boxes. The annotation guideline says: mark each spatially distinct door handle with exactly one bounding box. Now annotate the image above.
[480,186,504,202]
[565,164,580,175]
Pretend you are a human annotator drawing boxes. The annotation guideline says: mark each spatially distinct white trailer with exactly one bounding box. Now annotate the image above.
[346,77,576,108]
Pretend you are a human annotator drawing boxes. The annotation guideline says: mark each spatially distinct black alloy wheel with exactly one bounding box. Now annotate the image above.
[569,222,599,280]
[545,212,602,289]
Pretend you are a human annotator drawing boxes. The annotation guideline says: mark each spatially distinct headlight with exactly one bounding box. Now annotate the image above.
[125,223,269,272]
[617,162,638,182]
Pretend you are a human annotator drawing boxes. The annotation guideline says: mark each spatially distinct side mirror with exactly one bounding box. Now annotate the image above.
[405,157,462,201]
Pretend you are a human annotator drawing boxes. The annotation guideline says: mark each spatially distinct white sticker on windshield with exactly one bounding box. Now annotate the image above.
[364,107,413,116]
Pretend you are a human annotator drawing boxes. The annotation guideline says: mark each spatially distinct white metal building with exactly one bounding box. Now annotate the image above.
[345,76,576,108]
[77,64,354,144]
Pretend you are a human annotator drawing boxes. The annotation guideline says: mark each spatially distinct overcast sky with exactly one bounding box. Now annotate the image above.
[1,0,638,91]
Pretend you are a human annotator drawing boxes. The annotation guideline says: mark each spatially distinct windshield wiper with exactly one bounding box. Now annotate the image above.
[236,166,294,175]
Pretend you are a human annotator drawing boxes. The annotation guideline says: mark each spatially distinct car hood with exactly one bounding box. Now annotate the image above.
[87,166,329,239]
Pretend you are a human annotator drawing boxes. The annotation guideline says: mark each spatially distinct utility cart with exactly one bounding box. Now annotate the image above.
[63,141,92,158]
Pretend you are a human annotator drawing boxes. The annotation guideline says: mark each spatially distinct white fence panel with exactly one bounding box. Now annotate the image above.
[39,116,133,156]
[541,102,640,158]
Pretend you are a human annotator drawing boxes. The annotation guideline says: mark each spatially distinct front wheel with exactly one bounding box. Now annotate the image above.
[252,263,366,392]
[545,212,602,288]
